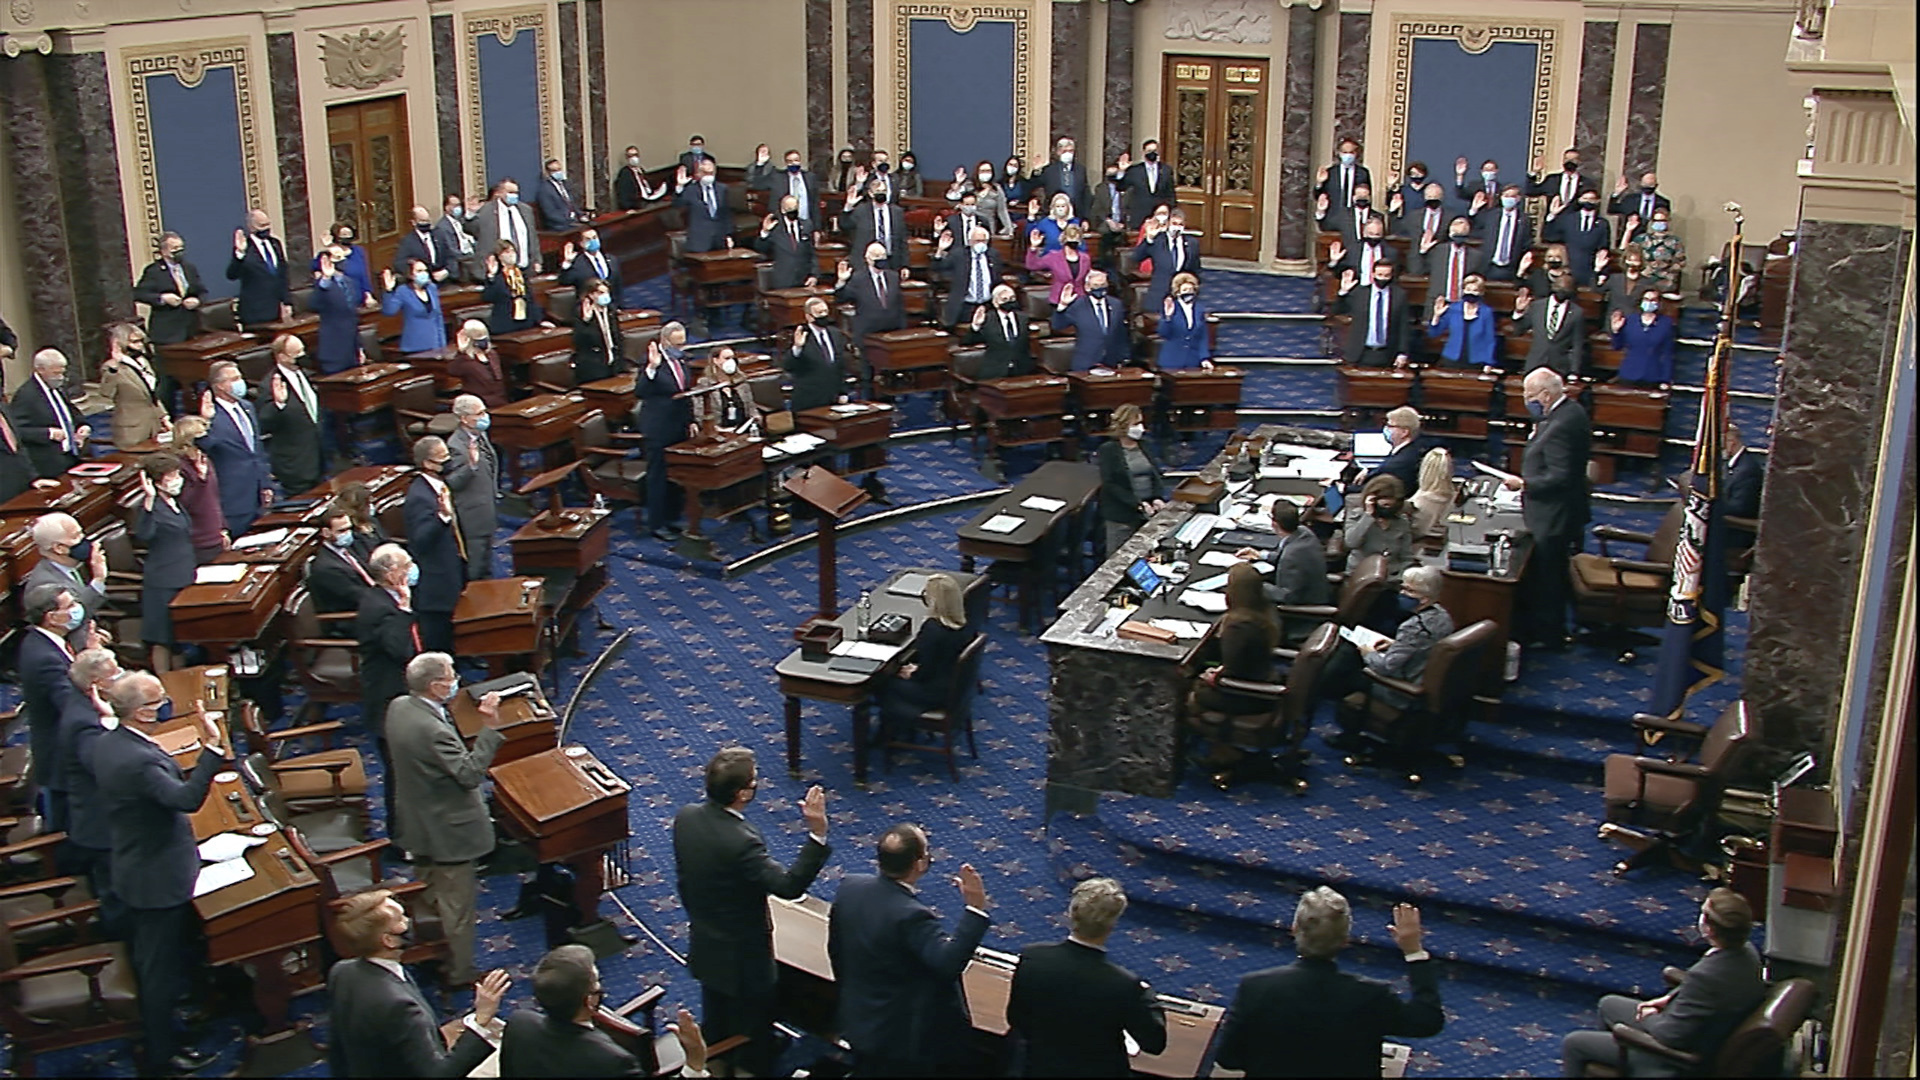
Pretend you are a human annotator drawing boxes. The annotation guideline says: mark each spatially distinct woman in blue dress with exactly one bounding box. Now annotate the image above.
[380,260,448,354]
[1609,287,1677,387]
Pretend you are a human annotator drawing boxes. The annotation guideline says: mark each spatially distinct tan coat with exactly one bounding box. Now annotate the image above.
[98,354,169,448]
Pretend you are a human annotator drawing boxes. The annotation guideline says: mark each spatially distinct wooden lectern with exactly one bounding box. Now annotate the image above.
[490,746,631,956]
[783,466,868,625]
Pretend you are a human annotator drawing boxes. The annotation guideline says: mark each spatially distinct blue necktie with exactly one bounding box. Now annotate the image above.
[1369,288,1387,349]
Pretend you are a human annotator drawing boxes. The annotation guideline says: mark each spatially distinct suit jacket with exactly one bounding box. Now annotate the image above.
[1609,188,1673,226]
[0,411,37,503]
[1051,293,1130,372]
[614,164,656,210]
[1038,160,1094,219]
[1526,168,1594,205]
[752,168,823,228]
[1515,297,1587,376]
[445,425,500,547]
[433,214,478,279]
[828,873,991,1068]
[307,537,379,616]
[1120,160,1176,227]
[449,347,510,409]
[1007,939,1166,1078]
[1157,297,1211,369]
[1097,438,1163,528]
[327,957,495,1078]
[974,306,1032,381]
[676,180,732,253]
[1133,231,1203,309]
[1317,162,1375,208]
[570,308,627,384]
[1636,943,1768,1072]
[1217,956,1443,1077]
[91,726,223,909]
[1270,529,1332,606]
[24,556,111,650]
[1317,204,1378,247]
[1520,397,1592,540]
[1412,237,1477,288]
[1471,206,1534,276]
[835,267,908,343]
[847,202,910,268]
[10,375,83,478]
[1724,448,1763,522]
[754,218,817,291]
[1335,283,1413,361]
[1395,204,1452,249]
[356,586,418,717]
[1367,438,1423,495]
[933,245,1004,326]
[308,273,363,375]
[258,365,325,494]
[386,693,503,861]
[225,233,292,326]
[200,397,274,534]
[403,474,465,613]
[785,326,849,412]
[560,246,624,300]
[55,691,112,851]
[499,1008,643,1078]
[381,283,448,355]
[534,175,584,229]
[18,628,74,790]
[481,267,548,334]
[98,353,171,448]
[1543,208,1613,286]
[394,227,454,277]
[134,497,195,592]
[132,257,207,344]
[671,800,830,998]
[470,199,543,273]
[691,376,758,433]
[636,353,696,442]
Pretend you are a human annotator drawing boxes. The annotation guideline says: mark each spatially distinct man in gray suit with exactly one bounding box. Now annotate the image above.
[469,178,543,275]
[445,394,498,581]
[26,512,111,648]
[387,651,506,988]
[1238,501,1332,608]
[1560,888,1768,1076]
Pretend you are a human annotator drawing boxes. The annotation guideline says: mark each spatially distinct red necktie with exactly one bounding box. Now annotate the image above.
[410,622,422,652]
[0,414,16,454]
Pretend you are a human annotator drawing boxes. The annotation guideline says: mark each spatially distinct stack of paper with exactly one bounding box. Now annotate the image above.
[1339,624,1393,651]
[1186,572,1230,592]
[829,640,904,662]
[1174,513,1220,548]
[1019,495,1067,512]
[193,831,267,898]
[232,528,290,550]
[1148,618,1214,639]
[980,513,1025,534]
[1179,589,1229,614]
[193,564,248,585]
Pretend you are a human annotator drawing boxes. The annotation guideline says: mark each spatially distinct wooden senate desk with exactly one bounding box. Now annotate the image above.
[775,567,982,785]
[794,401,894,478]
[666,433,764,545]
[170,563,291,654]
[255,464,412,531]
[492,393,590,483]
[975,374,1070,461]
[762,285,836,333]
[510,506,615,673]
[577,372,637,422]
[490,746,630,929]
[686,248,765,311]
[313,361,415,416]
[863,327,952,399]
[399,344,464,394]
[1068,366,1159,437]
[494,323,575,369]
[1162,366,1244,432]
[453,576,550,677]
[211,526,320,571]
[449,674,557,767]
[956,461,1101,632]
[0,471,120,534]
[536,205,676,279]
[159,330,257,387]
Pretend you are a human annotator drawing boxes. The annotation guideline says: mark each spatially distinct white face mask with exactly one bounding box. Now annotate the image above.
[1059,151,1074,165]
[626,155,640,167]
[718,357,738,376]
[1125,423,1145,441]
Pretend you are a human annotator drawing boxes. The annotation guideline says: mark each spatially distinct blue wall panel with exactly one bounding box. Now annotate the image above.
[146,68,249,299]
[478,34,543,188]
[908,19,1014,181]
[1405,39,1537,218]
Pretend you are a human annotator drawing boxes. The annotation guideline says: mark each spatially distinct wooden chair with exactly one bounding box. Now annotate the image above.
[877,634,988,780]
[573,409,647,519]
[1571,503,1682,663]
[0,908,139,1076]
[390,373,444,446]
[0,862,96,961]
[240,753,363,855]
[283,588,362,726]
[528,353,578,396]
[284,827,451,974]
[1600,701,1758,877]
[1336,618,1500,785]
[235,699,369,814]
[945,346,986,452]
[1274,553,1390,658]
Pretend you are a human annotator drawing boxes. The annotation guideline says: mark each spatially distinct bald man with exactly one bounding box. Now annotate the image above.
[225,207,293,327]
[1504,368,1591,650]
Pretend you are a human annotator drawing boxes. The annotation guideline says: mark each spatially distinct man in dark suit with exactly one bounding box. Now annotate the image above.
[1417,218,1480,303]
[1316,138,1374,211]
[308,501,379,617]
[24,512,110,647]
[1366,406,1425,496]
[1326,215,1396,284]
[1455,157,1506,205]
[1507,368,1591,649]
[1609,171,1671,235]
[198,359,275,534]
[10,348,89,478]
[1473,185,1533,281]
[614,145,663,210]
[1333,257,1413,368]
[258,334,324,496]
[18,584,82,819]
[1039,136,1094,220]
[534,157,587,229]
[754,194,818,291]
[55,648,119,892]
[394,205,456,283]
[785,297,850,411]
[971,284,1032,380]
[1217,887,1442,1077]
[1722,425,1764,546]
[1544,191,1614,287]
[1526,148,1594,212]
[437,194,480,283]
[92,671,227,1073]
[500,944,710,1078]
[1007,877,1166,1077]
[676,159,733,254]
[672,747,831,1077]
[753,148,822,230]
[0,406,43,502]
[402,437,465,652]
[225,207,292,327]
[828,823,993,1077]
[1134,210,1204,310]
[327,888,509,1077]
[1315,182,1378,248]
[677,134,715,177]
[847,177,910,268]
[556,227,624,298]
[1514,279,1588,377]
[835,241,909,357]
[932,224,1004,329]
[1052,272,1131,372]
[635,326,697,540]
[1236,502,1332,607]
[1560,888,1768,1077]
[132,231,207,344]
[445,396,499,582]
[358,543,421,843]
[1395,181,1452,249]
[1119,139,1175,228]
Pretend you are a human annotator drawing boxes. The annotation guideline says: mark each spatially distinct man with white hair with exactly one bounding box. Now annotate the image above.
[1503,367,1592,651]
[358,542,421,840]
[445,394,498,581]
[8,348,89,477]
[833,239,909,363]
[1319,564,1457,746]
[450,318,509,408]
[1007,877,1167,1076]
[1217,887,1441,1077]
[24,512,109,646]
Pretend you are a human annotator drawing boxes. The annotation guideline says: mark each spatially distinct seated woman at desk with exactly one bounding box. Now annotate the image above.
[135,451,196,672]
[1097,404,1167,557]
[691,347,759,437]
[380,259,447,355]
[1608,288,1677,388]
[1190,561,1280,714]
[878,573,979,741]
[1408,448,1456,538]
[480,241,552,335]
[1343,474,1417,582]
[1318,565,1456,749]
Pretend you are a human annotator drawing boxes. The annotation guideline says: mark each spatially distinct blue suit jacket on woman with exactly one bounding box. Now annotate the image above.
[1157,298,1211,369]
[381,282,448,355]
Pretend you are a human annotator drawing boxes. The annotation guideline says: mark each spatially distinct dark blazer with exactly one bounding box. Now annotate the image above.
[327,957,495,1078]
[387,694,503,862]
[1514,297,1587,377]
[1411,236,1475,285]
[499,1008,643,1077]
[1724,448,1763,522]
[1526,168,1594,205]
[258,366,325,494]
[403,475,464,613]
[1317,162,1375,209]
[835,267,908,343]
[636,354,696,442]
[307,538,379,616]
[19,628,74,791]
[133,497,195,592]
[200,397,274,535]
[1637,943,1768,1069]
[393,227,454,278]
[973,306,1032,381]
[1610,188,1672,225]
[1366,438,1423,495]
[1270,529,1332,606]
[891,620,976,706]
[1156,297,1211,369]
[1471,206,1533,277]
[1052,293,1130,372]
[1132,231,1203,310]
[1396,203,1452,247]
[448,348,510,409]
[1097,438,1162,529]
[55,692,113,851]
[1119,160,1176,228]
[754,219,817,291]
[1544,208,1613,286]
[1216,955,1444,1077]
[828,873,992,1070]
[10,375,83,478]
[132,257,207,344]
[671,800,830,999]
[1038,160,1094,219]
[91,727,223,910]
[310,273,363,373]
[753,168,824,227]
[0,415,35,505]
[1334,283,1413,363]
[559,248,624,299]
[356,586,419,721]
[933,245,1004,327]
[785,326,849,412]
[570,309,627,384]
[676,180,732,253]
[534,175,583,229]
[225,233,292,326]
[847,202,911,268]
[480,268,549,334]
[614,165,655,210]
[1008,939,1167,1078]
[1520,397,1592,541]
[432,215,476,278]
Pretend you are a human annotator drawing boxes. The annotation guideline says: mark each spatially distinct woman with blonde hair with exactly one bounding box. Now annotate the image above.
[1025,190,1083,252]
[169,414,227,563]
[1408,447,1455,537]
[879,572,979,739]
[1097,403,1166,556]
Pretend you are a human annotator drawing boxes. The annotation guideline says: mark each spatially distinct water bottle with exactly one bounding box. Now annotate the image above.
[1492,533,1512,576]
[591,493,607,514]
[856,590,871,638]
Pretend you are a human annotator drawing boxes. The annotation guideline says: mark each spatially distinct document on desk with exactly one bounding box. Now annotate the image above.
[1018,495,1067,513]
[831,640,905,662]
[979,513,1025,534]
[193,855,256,897]
[1187,572,1230,592]
[1148,618,1213,639]
[192,563,248,585]
[231,528,290,550]
[1179,589,1229,614]
[1340,624,1393,652]
[1174,513,1220,547]
[197,831,268,864]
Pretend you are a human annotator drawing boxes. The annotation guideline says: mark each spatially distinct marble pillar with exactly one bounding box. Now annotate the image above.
[805,0,834,175]
[1102,0,1134,163]
[265,34,313,268]
[1745,219,1914,762]
[432,13,464,199]
[1573,21,1617,173]
[1623,23,1671,179]
[48,50,135,368]
[846,0,874,150]
[558,2,585,189]
[1,56,85,369]
[1050,1,1089,149]
[1333,12,1371,146]
[585,0,610,209]
[1276,4,1318,262]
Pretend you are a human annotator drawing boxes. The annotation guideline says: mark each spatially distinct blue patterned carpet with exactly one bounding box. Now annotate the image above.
[12,269,1773,1077]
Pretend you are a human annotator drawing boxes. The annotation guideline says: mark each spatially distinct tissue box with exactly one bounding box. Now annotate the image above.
[798,621,844,662]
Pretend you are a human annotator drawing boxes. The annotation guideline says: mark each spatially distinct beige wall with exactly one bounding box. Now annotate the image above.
[602,0,808,169]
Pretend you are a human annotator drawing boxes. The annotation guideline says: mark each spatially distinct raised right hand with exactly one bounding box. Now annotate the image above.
[800,784,828,836]
[484,253,500,277]
[955,863,988,909]
[1059,282,1076,305]
[200,389,216,419]
[1315,165,1329,185]
[232,228,247,255]
[793,325,807,348]
[1390,903,1424,955]
[562,240,577,261]
[952,167,966,182]
[1338,268,1358,295]
[1610,309,1626,332]
[1470,191,1488,213]
[1454,156,1469,174]
[971,306,987,330]
[761,214,777,233]
[270,373,288,406]
[473,969,511,1026]
[1328,240,1346,265]
[1419,234,1438,254]
[381,267,397,292]
[1315,192,1330,215]
[1615,174,1630,195]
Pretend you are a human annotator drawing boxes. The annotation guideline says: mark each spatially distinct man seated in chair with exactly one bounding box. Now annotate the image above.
[1317,565,1454,750]
[1559,888,1767,1077]
[499,942,712,1077]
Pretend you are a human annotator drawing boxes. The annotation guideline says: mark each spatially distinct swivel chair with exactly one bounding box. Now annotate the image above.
[1185,622,1338,794]
[1337,618,1499,784]
[1600,701,1757,878]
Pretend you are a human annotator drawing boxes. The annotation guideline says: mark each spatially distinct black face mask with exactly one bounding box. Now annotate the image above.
[783,209,799,220]
[1372,276,1393,288]
[1545,258,1564,268]
[1424,196,1442,208]
[470,336,490,351]
[996,298,1019,311]
[1088,287,1108,299]
[1579,202,1600,213]
[1640,184,1657,194]
[70,540,93,563]
[1353,198,1371,209]
[1462,292,1483,302]
[1144,151,1159,163]
[1552,288,1575,302]
[870,258,889,269]
[1364,236,1384,246]
[126,344,146,358]
[1371,502,1397,520]
[810,313,830,325]
[1451,233,1471,244]
[1563,160,1580,173]
[875,163,890,174]
[1408,173,1426,185]
[871,191,889,204]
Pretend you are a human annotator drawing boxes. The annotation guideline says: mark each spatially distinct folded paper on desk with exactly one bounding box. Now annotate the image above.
[193,855,256,897]
[193,564,248,585]
[1187,572,1230,592]
[830,640,904,662]
[1019,495,1067,512]
[198,832,268,863]
[231,528,290,550]
[980,513,1025,534]
[887,573,929,598]
[1340,624,1392,651]
[1148,618,1213,639]
[1179,589,1229,614]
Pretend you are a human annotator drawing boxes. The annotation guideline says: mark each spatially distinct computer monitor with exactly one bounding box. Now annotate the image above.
[1125,557,1166,599]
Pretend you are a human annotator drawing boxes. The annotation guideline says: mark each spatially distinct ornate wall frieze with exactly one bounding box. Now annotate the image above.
[318,24,407,92]
[891,4,1029,159]
[461,6,551,196]
[123,38,262,252]
[1162,0,1273,44]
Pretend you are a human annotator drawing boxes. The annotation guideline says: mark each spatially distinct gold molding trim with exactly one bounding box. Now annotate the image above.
[123,38,264,255]
[462,5,551,196]
[893,4,1030,161]
[1386,18,1558,182]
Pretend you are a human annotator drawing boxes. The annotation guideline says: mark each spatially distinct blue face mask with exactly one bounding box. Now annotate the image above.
[584,238,601,252]
[550,170,566,181]
[594,292,612,307]
[413,271,430,287]
[504,192,520,206]
[1398,592,1421,614]
[229,378,248,399]
[64,605,87,631]
[788,163,802,174]
[475,414,491,432]
[1649,220,1669,233]
[1641,299,1660,313]
[971,242,988,254]
[329,531,355,549]
[1526,399,1546,419]
[1339,152,1356,166]
[1500,195,1519,210]
[1481,170,1498,182]
[405,564,420,587]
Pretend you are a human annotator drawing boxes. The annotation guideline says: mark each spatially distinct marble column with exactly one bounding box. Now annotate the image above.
[557,2,585,189]
[47,50,135,369]
[805,0,834,175]
[1276,4,1318,262]
[432,13,464,199]
[2,55,85,369]
[585,0,610,209]
[1102,0,1134,163]
[1050,0,1089,149]
[265,34,313,268]
[1745,219,1914,761]
[1332,12,1371,145]
[1573,21,1617,173]
[846,0,874,150]
[1622,22,1671,179]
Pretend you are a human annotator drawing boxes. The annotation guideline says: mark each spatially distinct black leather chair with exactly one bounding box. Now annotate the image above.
[1337,618,1499,784]
[1275,553,1390,657]
[1185,622,1338,794]
[877,634,988,781]
[572,409,647,523]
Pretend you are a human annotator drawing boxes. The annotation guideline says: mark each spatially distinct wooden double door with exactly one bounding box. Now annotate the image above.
[326,95,414,274]
[1160,55,1270,261]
